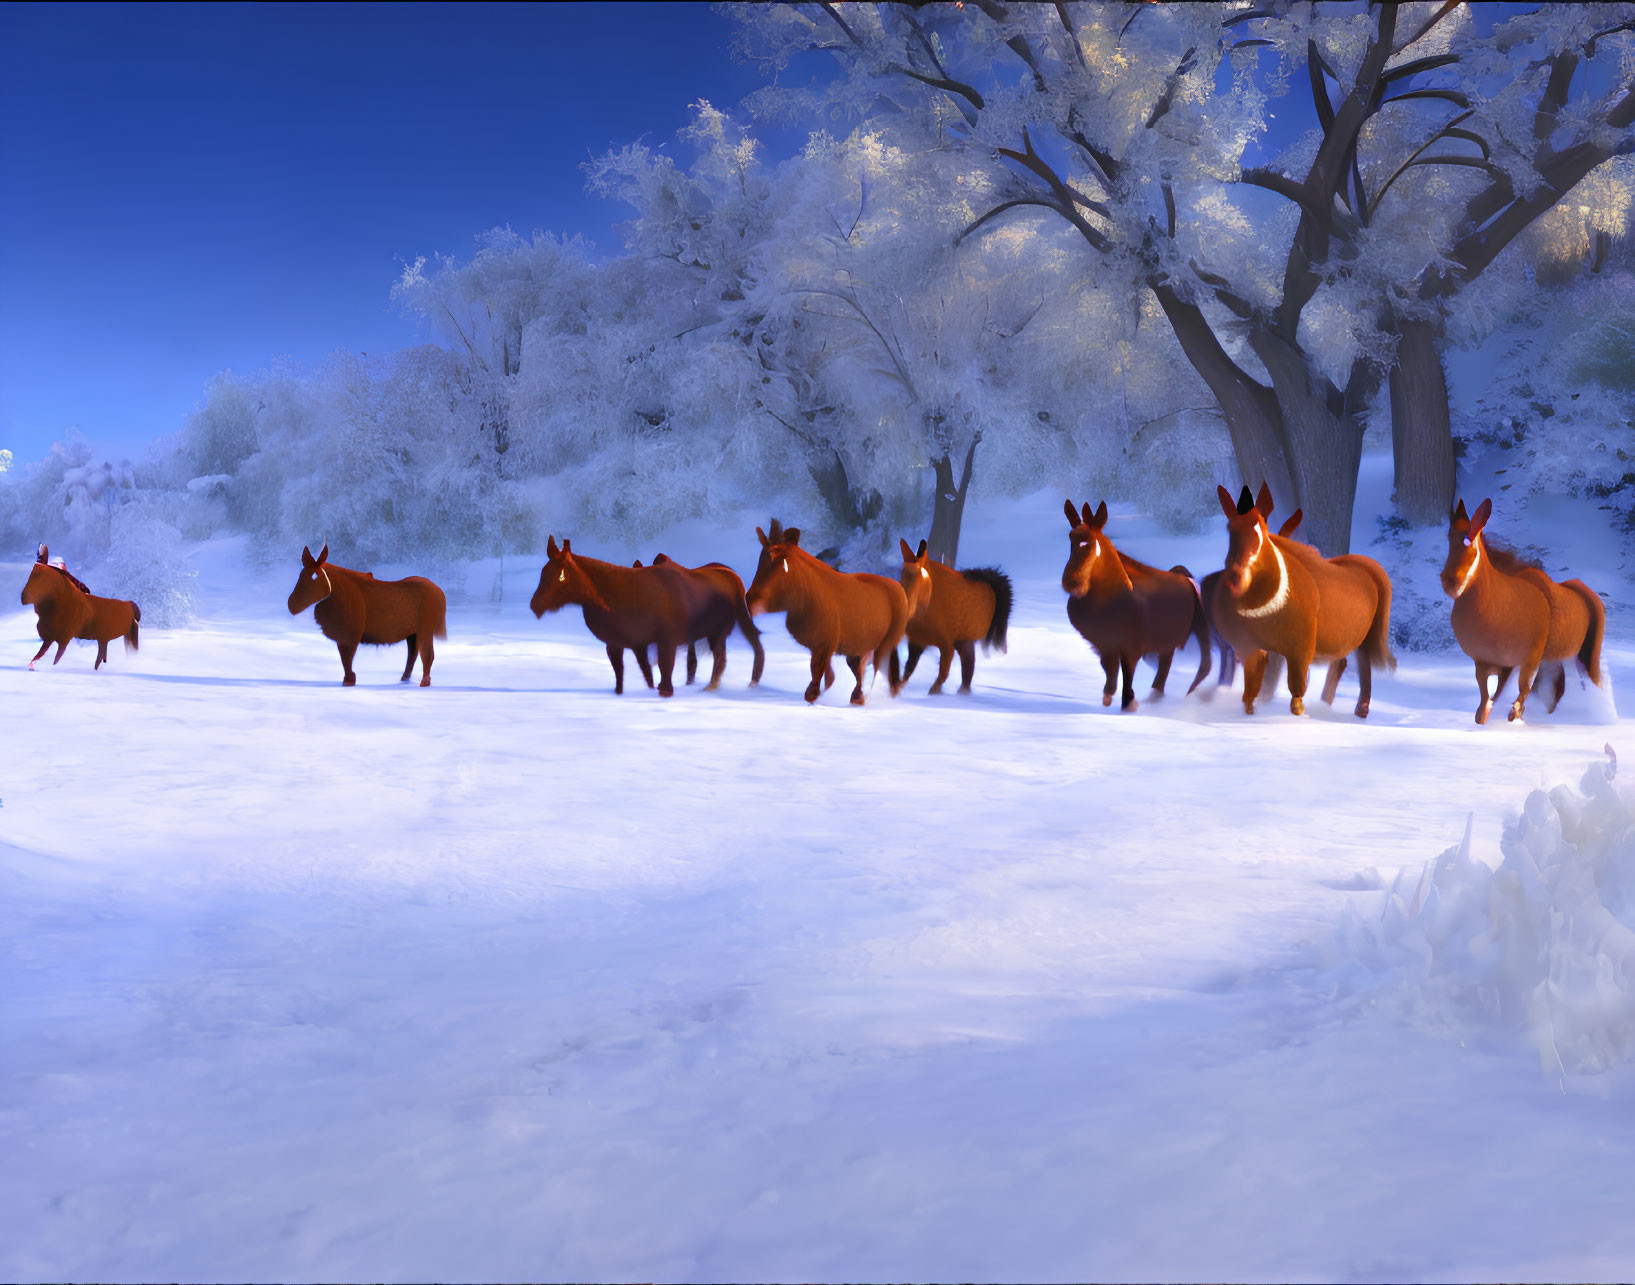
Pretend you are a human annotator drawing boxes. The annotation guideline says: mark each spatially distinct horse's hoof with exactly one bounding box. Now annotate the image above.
[659,686,674,698]
[1122,699,1140,713]
[342,675,357,687]
[1243,702,1256,715]
[1102,693,1113,707]
[705,681,721,692]
[1509,702,1524,723]
[804,687,821,704]
[929,683,944,695]
[27,662,34,671]
[850,690,866,706]
[419,677,431,688]
[1475,702,1490,725]
[958,685,972,695]
[1354,701,1369,719]
[1290,696,1304,716]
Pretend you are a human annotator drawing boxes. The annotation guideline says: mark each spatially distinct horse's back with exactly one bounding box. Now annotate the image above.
[833,570,906,654]
[354,573,447,643]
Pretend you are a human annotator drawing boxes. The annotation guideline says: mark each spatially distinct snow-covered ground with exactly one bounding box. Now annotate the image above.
[4,480,1634,1283]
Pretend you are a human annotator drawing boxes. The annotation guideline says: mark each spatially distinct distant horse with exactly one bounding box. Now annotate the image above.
[1212,485,1394,717]
[888,538,1012,694]
[287,544,447,686]
[531,537,760,695]
[1061,501,1210,711]
[1441,497,1605,724]
[1201,484,1303,688]
[21,543,140,670]
[744,518,908,705]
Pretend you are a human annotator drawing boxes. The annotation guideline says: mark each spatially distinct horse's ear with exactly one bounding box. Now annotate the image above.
[562,537,572,554]
[1277,509,1303,538]
[1064,499,1080,527]
[316,544,329,565]
[1217,485,1238,519]
[1092,501,1108,528]
[756,525,769,548]
[1236,485,1257,515]
[547,535,560,558]
[784,527,802,547]
[900,538,916,561]
[1469,498,1492,537]
[1255,481,1274,516]
[767,517,784,542]
[301,545,314,566]
[1452,498,1468,523]
[36,543,48,564]
[632,559,643,568]
[916,539,928,559]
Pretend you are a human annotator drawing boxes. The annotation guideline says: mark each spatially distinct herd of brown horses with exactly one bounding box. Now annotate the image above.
[18,489,1608,725]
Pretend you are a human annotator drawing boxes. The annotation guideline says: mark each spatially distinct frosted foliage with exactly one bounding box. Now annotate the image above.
[1115,409,1237,535]
[97,507,198,628]
[1456,272,1635,534]
[1331,753,1635,1075]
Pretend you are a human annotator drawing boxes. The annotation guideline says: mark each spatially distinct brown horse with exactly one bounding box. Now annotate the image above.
[1441,497,1605,724]
[287,544,447,686]
[1201,485,1303,688]
[888,538,1012,694]
[1061,500,1210,711]
[1212,485,1394,717]
[647,553,766,688]
[531,537,760,695]
[744,518,908,705]
[21,544,140,670]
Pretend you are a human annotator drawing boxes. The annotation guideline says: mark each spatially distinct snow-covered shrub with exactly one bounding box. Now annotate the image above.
[95,507,197,628]
[1328,749,1635,1075]
[1116,408,1239,534]
[1367,517,1458,653]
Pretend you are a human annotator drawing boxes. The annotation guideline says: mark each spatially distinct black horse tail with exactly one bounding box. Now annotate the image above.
[961,567,1013,654]
[126,603,141,653]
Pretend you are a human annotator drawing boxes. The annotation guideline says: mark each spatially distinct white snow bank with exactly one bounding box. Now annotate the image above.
[1329,746,1635,1074]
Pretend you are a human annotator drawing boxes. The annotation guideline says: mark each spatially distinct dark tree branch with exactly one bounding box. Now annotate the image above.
[1381,52,1460,83]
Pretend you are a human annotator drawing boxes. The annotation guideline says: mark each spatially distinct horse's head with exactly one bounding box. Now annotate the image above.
[1441,497,1492,599]
[898,538,933,620]
[1061,499,1116,598]
[531,536,606,617]
[1216,484,1283,598]
[745,518,803,616]
[288,544,333,615]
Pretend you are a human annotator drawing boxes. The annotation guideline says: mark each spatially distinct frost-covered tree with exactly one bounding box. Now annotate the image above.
[728,1,1635,550]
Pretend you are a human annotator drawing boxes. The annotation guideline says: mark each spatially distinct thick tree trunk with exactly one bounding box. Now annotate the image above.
[1388,316,1456,526]
[927,432,980,566]
[1249,330,1364,556]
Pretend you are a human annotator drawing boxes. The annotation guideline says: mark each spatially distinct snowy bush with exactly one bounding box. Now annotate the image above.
[95,507,198,628]
[1329,749,1635,1075]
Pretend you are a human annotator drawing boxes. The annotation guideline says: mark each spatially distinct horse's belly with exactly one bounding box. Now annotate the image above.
[1543,585,1588,661]
[1451,593,1542,665]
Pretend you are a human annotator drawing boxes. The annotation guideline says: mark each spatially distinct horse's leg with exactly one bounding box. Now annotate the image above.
[95,639,108,669]
[805,649,833,704]
[1151,650,1173,696]
[338,640,359,686]
[1320,657,1346,705]
[1241,650,1268,715]
[901,643,925,684]
[1100,655,1119,707]
[705,631,727,691]
[686,642,699,686]
[1353,650,1372,719]
[634,647,655,688]
[418,635,434,687]
[605,643,626,694]
[655,640,678,697]
[929,646,954,695]
[1220,643,1237,688]
[401,634,418,682]
[846,654,866,705]
[1120,653,1139,712]
[1285,645,1314,716]
[1545,662,1567,713]
[53,639,69,664]
[28,639,50,670]
[956,640,976,693]
[1509,651,1541,722]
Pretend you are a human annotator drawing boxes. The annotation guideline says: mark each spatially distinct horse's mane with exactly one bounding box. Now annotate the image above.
[1483,540,1545,574]
[1116,551,1171,582]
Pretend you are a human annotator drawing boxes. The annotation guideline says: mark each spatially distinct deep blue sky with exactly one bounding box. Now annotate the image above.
[0,2,793,463]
